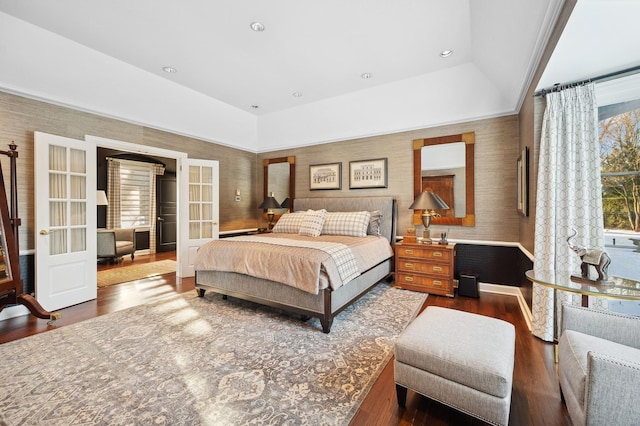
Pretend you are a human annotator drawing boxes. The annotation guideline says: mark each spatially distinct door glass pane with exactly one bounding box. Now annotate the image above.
[202,167,212,184]
[49,229,67,255]
[70,202,86,226]
[189,204,200,220]
[202,204,212,221]
[189,166,200,183]
[70,149,86,173]
[50,202,67,227]
[70,175,86,199]
[70,228,86,252]
[189,223,200,239]
[202,185,212,202]
[202,222,212,239]
[49,145,67,171]
[49,174,66,199]
[189,184,200,202]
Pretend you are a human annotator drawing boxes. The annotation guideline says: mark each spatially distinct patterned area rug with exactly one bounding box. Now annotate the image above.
[0,282,426,425]
[97,259,176,287]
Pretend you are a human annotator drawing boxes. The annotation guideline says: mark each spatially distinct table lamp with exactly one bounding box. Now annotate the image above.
[409,191,449,243]
[259,193,281,229]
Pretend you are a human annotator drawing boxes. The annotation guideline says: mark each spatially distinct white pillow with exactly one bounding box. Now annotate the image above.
[299,209,327,237]
[321,211,371,237]
[272,211,306,234]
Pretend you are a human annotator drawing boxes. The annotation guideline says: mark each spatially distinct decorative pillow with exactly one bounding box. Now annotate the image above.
[272,211,306,234]
[299,209,327,237]
[321,211,371,237]
[367,210,383,236]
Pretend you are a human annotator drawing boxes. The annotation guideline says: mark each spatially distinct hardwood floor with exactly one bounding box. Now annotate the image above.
[1,255,569,425]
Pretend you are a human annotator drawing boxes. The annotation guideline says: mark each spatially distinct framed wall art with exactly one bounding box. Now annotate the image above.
[349,158,388,189]
[309,162,341,190]
[517,147,529,216]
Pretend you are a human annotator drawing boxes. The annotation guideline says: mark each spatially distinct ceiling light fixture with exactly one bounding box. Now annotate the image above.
[250,22,265,32]
[292,92,302,97]
[251,105,259,109]
[439,50,453,58]
[162,66,177,73]
[361,72,372,79]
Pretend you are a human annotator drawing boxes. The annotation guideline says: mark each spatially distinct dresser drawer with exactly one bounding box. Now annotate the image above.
[395,272,453,294]
[397,245,452,261]
[396,259,452,277]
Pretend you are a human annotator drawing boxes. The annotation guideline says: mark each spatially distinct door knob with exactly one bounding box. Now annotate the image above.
[157,217,164,221]
[39,230,49,235]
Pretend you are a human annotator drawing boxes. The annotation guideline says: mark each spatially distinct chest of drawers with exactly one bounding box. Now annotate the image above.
[395,243,455,297]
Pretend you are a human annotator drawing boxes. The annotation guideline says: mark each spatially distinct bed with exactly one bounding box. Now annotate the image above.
[194,197,397,333]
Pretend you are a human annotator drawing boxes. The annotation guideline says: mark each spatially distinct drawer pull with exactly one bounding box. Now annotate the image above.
[433,280,442,286]
[405,249,414,255]
[404,276,414,282]
[433,252,443,257]
[404,263,414,269]
[432,266,442,272]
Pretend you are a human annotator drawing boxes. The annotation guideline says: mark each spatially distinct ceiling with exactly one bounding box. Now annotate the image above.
[0,1,637,152]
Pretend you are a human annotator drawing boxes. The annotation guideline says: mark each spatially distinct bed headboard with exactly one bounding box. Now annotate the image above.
[294,197,397,243]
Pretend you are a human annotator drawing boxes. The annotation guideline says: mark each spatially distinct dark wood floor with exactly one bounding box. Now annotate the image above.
[1,253,570,425]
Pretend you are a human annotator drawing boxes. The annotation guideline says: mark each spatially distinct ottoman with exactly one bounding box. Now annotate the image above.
[394,306,516,426]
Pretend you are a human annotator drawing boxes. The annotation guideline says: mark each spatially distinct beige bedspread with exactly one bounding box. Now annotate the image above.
[193,234,393,294]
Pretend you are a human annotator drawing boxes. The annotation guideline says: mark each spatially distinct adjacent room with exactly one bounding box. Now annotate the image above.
[1,1,639,425]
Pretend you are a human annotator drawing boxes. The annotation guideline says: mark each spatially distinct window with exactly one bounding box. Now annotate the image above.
[599,100,640,314]
[119,160,152,228]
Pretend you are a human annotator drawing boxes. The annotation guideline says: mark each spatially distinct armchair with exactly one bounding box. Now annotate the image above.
[558,304,640,425]
[97,228,136,263]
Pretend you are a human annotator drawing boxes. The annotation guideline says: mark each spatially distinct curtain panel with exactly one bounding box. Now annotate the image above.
[532,83,606,342]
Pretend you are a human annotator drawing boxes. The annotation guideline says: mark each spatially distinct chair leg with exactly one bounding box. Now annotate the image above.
[131,252,135,261]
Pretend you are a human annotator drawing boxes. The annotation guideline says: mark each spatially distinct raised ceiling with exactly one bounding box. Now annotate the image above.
[0,1,636,152]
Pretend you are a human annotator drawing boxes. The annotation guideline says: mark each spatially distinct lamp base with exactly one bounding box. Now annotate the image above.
[422,228,433,244]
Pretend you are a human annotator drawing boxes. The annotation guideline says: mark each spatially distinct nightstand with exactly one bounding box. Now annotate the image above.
[395,242,455,297]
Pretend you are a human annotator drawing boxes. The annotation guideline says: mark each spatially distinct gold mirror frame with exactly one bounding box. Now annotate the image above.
[413,132,475,227]
[263,156,296,212]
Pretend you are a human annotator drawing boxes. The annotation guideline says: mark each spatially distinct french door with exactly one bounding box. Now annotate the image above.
[35,132,97,311]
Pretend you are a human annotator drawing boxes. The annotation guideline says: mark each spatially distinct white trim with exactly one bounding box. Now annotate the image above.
[480,282,532,331]
[86,134,188,274]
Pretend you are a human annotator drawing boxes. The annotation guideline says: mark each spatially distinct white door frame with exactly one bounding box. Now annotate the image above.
[85,135,188,275]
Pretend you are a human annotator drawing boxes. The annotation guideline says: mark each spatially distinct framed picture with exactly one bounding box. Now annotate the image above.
[349,158,388,189]
[309,162,342,190]
[517,147,529,216]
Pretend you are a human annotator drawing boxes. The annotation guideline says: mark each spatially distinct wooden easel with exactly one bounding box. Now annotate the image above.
[0,143,59,324]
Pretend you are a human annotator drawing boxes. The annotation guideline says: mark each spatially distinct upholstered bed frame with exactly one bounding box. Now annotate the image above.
[195,197,397,333]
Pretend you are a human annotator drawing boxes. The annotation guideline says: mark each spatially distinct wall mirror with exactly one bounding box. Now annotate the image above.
[263,156,296,212]
[413,132,475,227]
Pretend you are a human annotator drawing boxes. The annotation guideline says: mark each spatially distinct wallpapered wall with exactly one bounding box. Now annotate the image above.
[0,89,521,253]
[0,90,257,252]
[259,114,521,242]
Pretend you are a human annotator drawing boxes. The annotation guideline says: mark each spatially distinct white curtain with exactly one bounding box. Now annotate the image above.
[532,83,605,342]
[106,159,121,229]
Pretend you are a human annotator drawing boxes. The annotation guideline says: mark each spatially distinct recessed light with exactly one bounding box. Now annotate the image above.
[439,50,453,58]
[162,66,177,73]
[361,72,372,79]
[250,22,265,32]
[292,92,302,97]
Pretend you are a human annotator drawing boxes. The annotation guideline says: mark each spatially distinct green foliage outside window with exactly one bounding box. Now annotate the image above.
[600,108,640,231]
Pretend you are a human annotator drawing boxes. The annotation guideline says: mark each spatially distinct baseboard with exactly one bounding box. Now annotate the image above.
[479,282,532,331]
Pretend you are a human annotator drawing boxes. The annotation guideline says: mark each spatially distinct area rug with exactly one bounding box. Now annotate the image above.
[97,259,176,287]
[0,282,426,426]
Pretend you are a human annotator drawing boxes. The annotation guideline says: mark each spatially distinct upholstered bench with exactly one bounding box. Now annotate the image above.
[394,306,516,426]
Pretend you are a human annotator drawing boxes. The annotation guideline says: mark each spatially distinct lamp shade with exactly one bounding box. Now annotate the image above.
[259,196,281,210]
[409,191,449,210]
[96,190,108,206]
[280,197,290,209]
